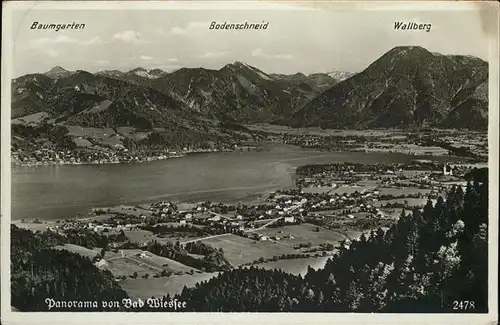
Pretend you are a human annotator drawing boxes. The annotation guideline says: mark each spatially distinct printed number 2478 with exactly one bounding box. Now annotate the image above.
[453,301,475,310]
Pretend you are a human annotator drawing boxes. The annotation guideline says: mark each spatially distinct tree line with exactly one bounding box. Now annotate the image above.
[173,175,488,312]
[11,226,129,311]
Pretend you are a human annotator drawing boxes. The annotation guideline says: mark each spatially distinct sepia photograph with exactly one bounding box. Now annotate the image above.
[1,1,498,324]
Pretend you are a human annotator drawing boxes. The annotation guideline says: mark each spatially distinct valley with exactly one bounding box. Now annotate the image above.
[9,44,490,313]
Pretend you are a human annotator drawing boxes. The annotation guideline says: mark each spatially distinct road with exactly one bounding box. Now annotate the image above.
[106,254,164,272]
[180,233,232,244]
[245,217,280,233]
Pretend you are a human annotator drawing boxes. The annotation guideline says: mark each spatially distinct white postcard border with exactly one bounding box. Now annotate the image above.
[1,1,499,325]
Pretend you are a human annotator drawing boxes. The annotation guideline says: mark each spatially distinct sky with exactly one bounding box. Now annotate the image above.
[9,4,492,77]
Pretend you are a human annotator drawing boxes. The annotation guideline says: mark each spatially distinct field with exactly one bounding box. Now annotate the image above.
[11,220,55,232]
[54,244,99,259]
[375,198,428,208]
[122,249,198,272]
[12,112,50,124]
[302,184,377,195]
[362,143,449,155]
[73,138,93,148]
[301,187,335,194]
[253,256,332,276]
[65,126,117,138]
[103,248,200,278]
[200,234,296,266]
[245,124,403,138]
[256,223,347,247]
[100,205,152,217]
[378,187,432,196]
[120,272,219,299]
[104,256,160,278]
[124,229,155,244]
[64,125,130,147]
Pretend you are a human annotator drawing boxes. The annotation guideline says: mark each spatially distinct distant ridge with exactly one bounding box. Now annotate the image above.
[13,46,488,130]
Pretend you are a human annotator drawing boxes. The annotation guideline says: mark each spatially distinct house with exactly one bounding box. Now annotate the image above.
[209,215,221,222]
[179,220,187,225]
[94,259,108,269]
[443,164,454,176]
[139,251,150,258]
[236,215,243,220]
[260,236,269,241]
[284,216,295,223]
[185,213,193,220]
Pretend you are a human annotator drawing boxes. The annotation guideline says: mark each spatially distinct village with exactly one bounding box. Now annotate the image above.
[17,158,485,303]
[247,125,488,161]
[11,124,488,167]
[10,144,238,167]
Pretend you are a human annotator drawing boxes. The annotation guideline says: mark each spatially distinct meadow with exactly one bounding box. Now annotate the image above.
[120,272,219,299]
[200,234,296,266]
[54,244,99,259]
[255,223,347,247]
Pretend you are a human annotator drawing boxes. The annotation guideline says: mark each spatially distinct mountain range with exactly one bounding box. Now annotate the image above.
[291,46,488,130]
[11,46,488,132]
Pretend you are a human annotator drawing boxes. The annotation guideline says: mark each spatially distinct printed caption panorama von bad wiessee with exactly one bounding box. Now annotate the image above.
[45,298,187,311]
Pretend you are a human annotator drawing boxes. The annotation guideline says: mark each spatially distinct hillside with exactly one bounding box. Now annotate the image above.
[270,72,339,93]
[12,63,326,128]
[290,46,488,130]
[174,178,488,312]
[11,70,233,152]
[11,226,129,311]
[12,48,488,137]
[101,62,321,123]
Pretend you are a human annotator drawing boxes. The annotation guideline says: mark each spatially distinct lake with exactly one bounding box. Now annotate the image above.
[11,144,458,221]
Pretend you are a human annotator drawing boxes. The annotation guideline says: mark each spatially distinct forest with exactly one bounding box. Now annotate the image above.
[11,227,129,311]
[10,172,488,313]
[173,176,488,313]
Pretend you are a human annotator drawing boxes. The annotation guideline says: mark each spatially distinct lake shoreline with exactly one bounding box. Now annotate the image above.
[10,148,240,168]
[12,145,469,222]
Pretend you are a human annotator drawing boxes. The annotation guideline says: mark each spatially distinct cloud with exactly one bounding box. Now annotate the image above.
[165,58,179,63]
[95,60,109,66]
[29,36,78,48]
[158,64,182,72]
[113,31,147,44]
[80,37,104,45]
[197,51,228,59]
[140,55,153,60]
[169,22,208,35]
[43,49,59,58]
[252,48,293,60]
[29,36,105,49]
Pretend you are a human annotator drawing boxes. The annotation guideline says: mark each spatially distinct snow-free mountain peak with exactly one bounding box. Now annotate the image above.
[127,67,166,79]
[44,66,74,79]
